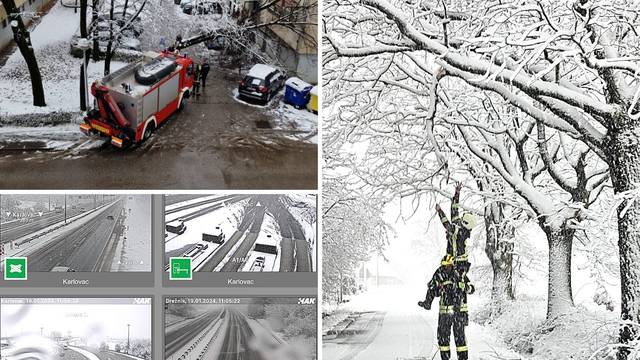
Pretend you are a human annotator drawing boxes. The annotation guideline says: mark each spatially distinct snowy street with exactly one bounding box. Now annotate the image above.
[323,286,517,360]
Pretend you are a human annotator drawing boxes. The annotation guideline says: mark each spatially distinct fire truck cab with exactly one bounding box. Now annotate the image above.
[80,51,195,148]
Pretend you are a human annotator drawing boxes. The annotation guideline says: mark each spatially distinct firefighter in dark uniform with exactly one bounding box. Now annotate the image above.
[435,182,477,274]
[419,255,475,360]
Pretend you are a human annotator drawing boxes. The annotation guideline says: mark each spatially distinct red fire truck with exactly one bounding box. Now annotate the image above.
[80,51,195,148]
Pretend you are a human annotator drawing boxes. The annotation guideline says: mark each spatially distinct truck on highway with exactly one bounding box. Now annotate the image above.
[253,234,278,255]
[202,226,225,244]
[166,219,187,235]
[80,51,195,148]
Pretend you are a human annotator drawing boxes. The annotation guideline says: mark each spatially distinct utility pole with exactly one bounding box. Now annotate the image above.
[126,324,131,354]
[64,195,67,224]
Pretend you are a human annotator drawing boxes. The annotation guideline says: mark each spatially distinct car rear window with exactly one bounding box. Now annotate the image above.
[244,76,264,86]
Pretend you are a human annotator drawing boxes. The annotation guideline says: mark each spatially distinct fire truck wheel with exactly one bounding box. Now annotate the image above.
[179,96,187,110]
[143,123,155,141]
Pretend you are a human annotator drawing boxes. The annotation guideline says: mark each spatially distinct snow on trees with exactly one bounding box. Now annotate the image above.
[324,0,640,355]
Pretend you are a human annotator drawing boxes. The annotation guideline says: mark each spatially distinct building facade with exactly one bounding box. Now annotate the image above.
[257,0,317,83]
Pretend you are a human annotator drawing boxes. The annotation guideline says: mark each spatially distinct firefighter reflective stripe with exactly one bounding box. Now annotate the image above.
[441,216,449,223]
[457,345,468,352]
[452,203,460,209]
[441,280,453,286]
[439,305,454,314]
[460,304,468,312]
[439,346,450,352]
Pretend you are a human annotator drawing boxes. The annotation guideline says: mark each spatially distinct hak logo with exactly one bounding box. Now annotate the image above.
[298,298,316,305]
[134,298,151,305]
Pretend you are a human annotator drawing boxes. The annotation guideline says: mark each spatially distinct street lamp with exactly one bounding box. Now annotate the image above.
[126,324,130,354]
[77,37,91,111]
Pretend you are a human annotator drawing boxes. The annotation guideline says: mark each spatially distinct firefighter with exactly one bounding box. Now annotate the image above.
[435,182,477,274]
[201,61,211,88]
[193,63,202,95]
[418,255,475,360]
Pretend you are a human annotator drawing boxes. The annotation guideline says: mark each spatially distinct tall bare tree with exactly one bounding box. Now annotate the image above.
[4,0,45,106]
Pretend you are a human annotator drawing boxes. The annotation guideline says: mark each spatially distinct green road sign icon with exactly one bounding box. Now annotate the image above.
[5,257,28,280]
[170,257,192,280]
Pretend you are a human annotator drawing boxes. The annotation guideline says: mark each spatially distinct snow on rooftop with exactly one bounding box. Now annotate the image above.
[247,64,276,79]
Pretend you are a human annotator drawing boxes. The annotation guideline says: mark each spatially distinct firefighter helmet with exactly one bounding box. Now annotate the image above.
[441,254,454,266]
[461,212,477,230]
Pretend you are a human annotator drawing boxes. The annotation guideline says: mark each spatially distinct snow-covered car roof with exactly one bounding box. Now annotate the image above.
[247,64,278,80]
[310,85,318,95]
[285,77,312,92]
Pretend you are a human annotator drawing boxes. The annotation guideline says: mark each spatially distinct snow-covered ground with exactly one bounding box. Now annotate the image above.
[231,88,318,144]
[269,102,318,144]
[323,285,519,360]
[111,195,152,271]
[0,1,126,117]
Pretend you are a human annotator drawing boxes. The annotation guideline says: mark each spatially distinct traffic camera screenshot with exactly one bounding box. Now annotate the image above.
[0,194,151,273]
[164,194,316,273]
[0,297,152,360]
[165,296,317,360]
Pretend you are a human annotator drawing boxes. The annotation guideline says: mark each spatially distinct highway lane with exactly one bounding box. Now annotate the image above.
[165,311,221,357]
[26,199,123,271]
[219,207,266,272]
[218,310,262,360]
[197,206,259,272]
[257,195,312,272]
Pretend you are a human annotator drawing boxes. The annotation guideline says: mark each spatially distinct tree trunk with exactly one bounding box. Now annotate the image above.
[103,0,115,75]
[4,0,46,106]
[91,0,100,61]
[484,202,515,319]
[608,120,640,360]
[544,226,575,319]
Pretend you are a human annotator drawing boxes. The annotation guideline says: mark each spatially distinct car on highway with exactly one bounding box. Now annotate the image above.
[51,266,76,272]
[184,243,208,257]
[166,219,187,235]
[250,256,266,271]
[107,215,115,220]
[238,64,285,104]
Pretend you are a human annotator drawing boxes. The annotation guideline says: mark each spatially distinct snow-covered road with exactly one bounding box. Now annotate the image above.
[323,285,520,360]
